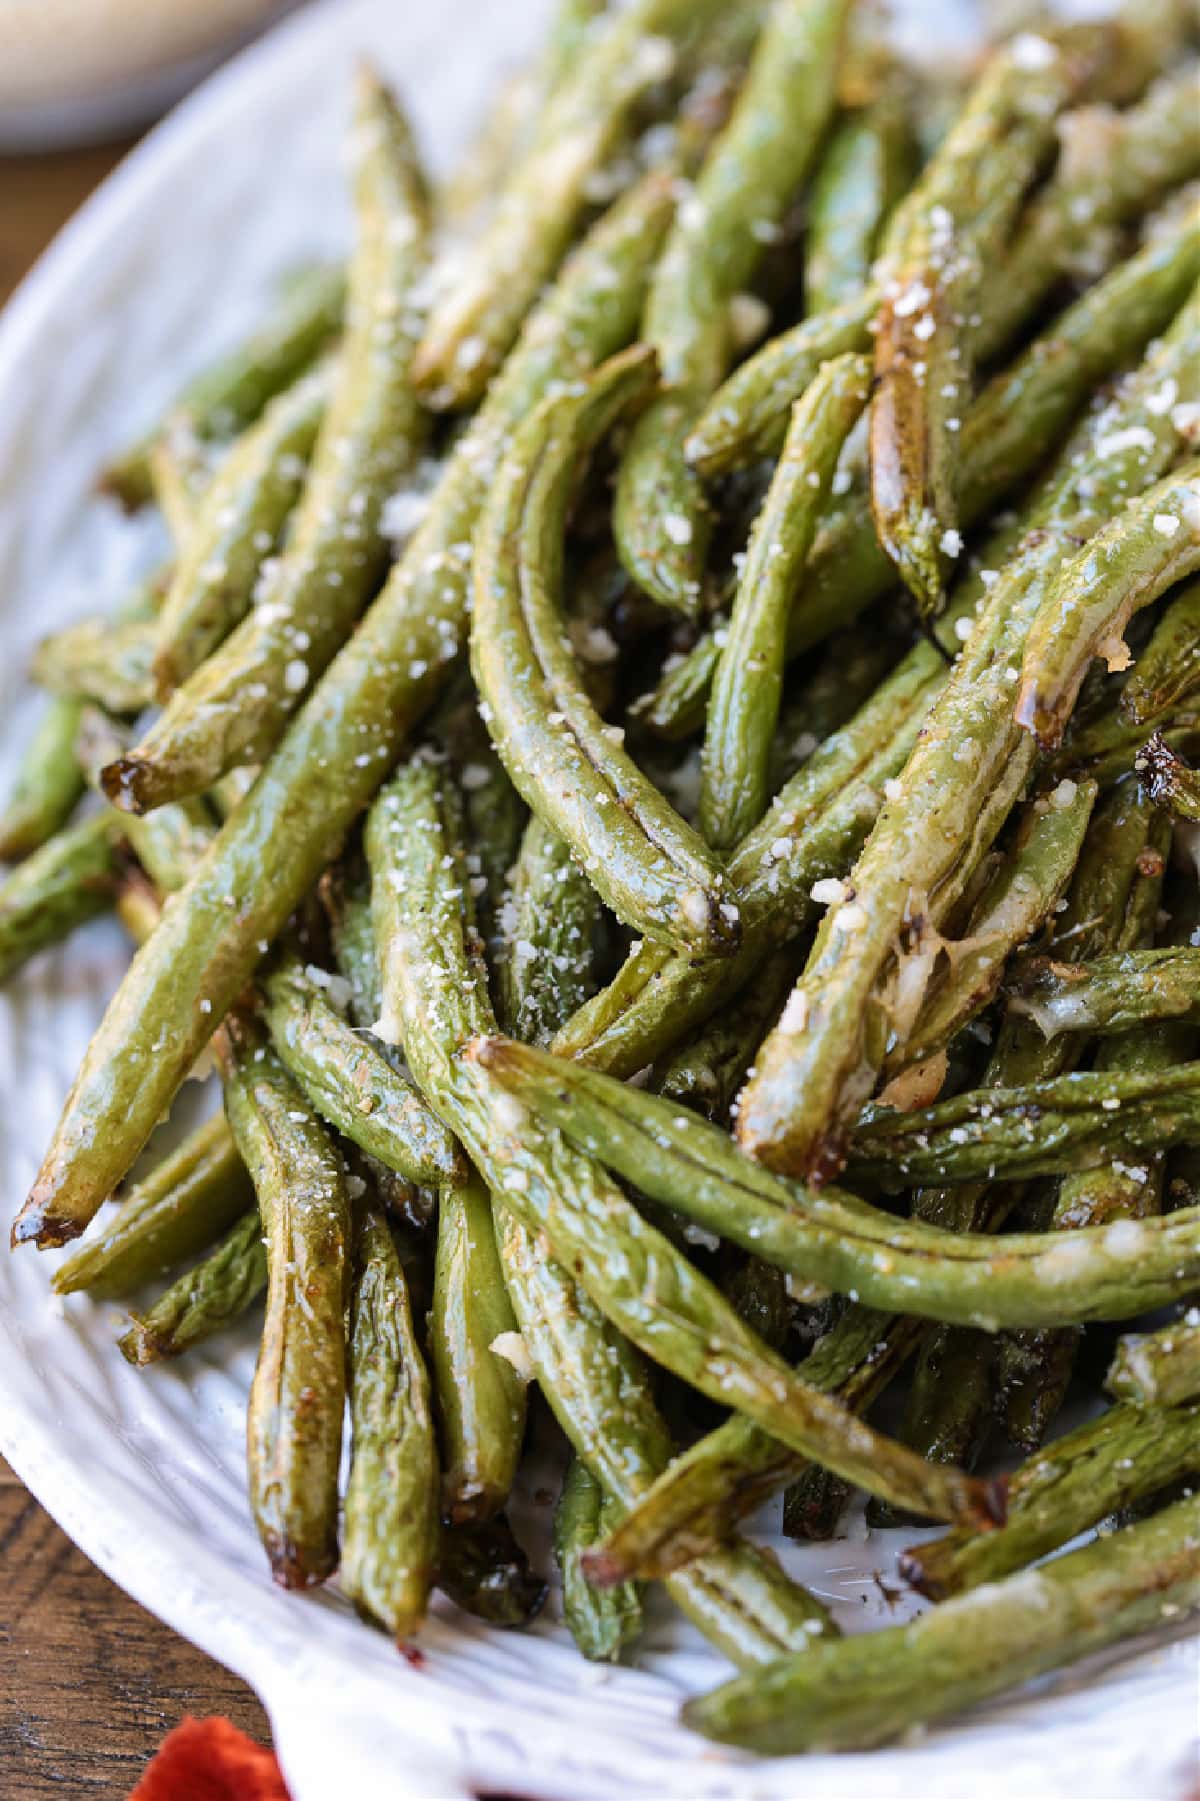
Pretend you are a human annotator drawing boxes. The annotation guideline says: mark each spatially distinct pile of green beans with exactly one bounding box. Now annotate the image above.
[6,0,1200,1754]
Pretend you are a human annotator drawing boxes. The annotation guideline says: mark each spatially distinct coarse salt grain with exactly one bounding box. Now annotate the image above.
[810,877,849,906]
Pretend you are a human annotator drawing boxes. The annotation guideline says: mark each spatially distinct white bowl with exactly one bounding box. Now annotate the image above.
[0,0,306,150]
[0,4,1196,1797]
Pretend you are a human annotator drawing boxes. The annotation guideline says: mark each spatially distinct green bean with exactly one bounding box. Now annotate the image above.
[656,950,797,1121]
[370,751,841,1656]
[497,816,603,1045]
[11,165,678,1255]
[75,709,219,895]
[113,869,163,946]
[880,780,1098,1081]
[100,263,345,511]
[1139,730,1200,821]
[0,698,85,863]
[53,1113,253,1299]
[436,1515,547,1627]
[866,1327,995,1528]
[117,1208,267,1365]
[700,353,871,852]
[439,73,540,233]
[429,1170,528,1524]
[498,1208,835,1664]
[85,713,459,1200]
[687,187,1200,491]
[0,812,124,987]
[104,72,432,812]
[33,617,156,717]
[260,955,462,1187]
[956,204,1199,523]
[555,1456,642,1661]
[372,760,1000,1530]
[428,676,528,959]
[851,1060,1200,1188]
[870,35,1081,618]
[614,0,851,611]
[1107,1314,1200,1408]
[977,62,1200,362]
[413,0,724,409]
[1009,945,1200,1040]
[736,282,1200,1182]
[831,785,1164,1508]
[766,617,905,793]
[1058,715,1200,789]
[998,825,1182,1451]
[477,1037,1200,1330]
[1120,575,1200,726]
[684,288,877,479]
[472,349,740,955]
[594,1307,920,1582]
[341,1205,439,1640]
[555,649,942,1077]
[904,1400,1200,1601]
[217,1012,350,1588]
[721,1253,791,1354]
[488,1045,1002,1526]
[997,1324,1083,1456]
[321,863,384,1030]
[665,205,1200,738]
[1016,464,1200,750]
[152,362,332,696]
[686,1490,1200,1754]
[804,90,914,315]
[147,423,210,549]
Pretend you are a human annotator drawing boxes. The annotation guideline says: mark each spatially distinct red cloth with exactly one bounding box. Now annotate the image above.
[129,1716,291,1801]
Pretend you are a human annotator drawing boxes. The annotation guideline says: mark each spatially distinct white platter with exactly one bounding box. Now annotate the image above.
[0,3,1196,1797]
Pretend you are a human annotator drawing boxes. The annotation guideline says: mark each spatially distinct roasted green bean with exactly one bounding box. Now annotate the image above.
[478,1037,1200,1330]
[100,262,345,511]
[11,165,678,1253]
[686,1490,1200,1753]
[429,1170,528,1524]
[700,352,871,852]
[152,361,331,695]
[902,1400,1200,1599]
[117,1208,267,1366]
[1107,1313,1200,1408]
[105,71,432,810]
[736,278,1200,1182]
[0,812,124,987]
[614,0,851,610]
[555,1456,643,1661]
[473,348,739,954]
[342,1205,439,1639]
[217,1012,350,1588]
[0,698,85,863]
[497,815,604,1046]
[804,89,914,316]
[53,1113,253,1300]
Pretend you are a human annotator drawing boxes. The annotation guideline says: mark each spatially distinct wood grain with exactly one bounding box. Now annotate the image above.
[1,1458,270,1796]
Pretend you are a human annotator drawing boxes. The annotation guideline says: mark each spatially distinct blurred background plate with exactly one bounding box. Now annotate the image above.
[0,0,308,150]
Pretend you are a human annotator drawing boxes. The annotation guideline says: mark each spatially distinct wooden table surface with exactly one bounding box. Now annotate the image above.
[0,139,273,1798]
